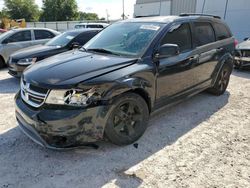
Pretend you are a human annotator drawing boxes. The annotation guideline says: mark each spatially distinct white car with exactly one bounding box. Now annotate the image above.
[74,23,109,29]
[0,28,60,68]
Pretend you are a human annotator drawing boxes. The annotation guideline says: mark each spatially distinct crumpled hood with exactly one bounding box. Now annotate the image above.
[24,50,137,88]
[237,40,250,50]
[12,45,61,59]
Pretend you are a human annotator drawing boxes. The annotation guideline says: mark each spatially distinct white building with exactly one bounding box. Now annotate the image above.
[134,0,250,41]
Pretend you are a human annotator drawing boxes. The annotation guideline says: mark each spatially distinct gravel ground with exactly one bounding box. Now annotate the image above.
[0,68,249,188]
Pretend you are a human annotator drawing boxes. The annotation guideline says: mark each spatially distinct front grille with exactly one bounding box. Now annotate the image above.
[21,79,49,108]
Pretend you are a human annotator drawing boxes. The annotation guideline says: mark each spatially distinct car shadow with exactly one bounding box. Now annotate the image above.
[0,77,20,94]
[0,69,20,94]
[0,91,230,187]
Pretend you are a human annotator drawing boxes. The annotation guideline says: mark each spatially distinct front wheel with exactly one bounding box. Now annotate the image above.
[207,63,232,96]
[105,93,149,146]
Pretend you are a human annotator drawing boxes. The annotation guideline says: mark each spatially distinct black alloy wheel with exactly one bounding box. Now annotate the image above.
[105,93,149,145]
[207,63,232,95]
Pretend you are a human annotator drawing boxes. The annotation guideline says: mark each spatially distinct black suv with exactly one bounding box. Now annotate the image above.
[15,14,235,149]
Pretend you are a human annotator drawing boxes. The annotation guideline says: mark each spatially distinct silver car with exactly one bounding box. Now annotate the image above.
[0,28,60,68]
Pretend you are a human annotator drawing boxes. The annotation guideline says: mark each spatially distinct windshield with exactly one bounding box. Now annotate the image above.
[46,32,78,47]
[84,22,163,57]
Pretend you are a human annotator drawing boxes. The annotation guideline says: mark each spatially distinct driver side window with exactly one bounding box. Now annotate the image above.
[4,30,31,43]
[161,23,192,53]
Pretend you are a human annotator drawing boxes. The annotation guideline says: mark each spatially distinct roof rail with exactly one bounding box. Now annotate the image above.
[179,13,221,19]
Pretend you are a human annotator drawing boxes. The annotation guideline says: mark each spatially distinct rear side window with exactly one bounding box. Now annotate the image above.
[87,25,103,28]
[72,32,98,45]
[34,30,55,40]
[194,22,215,47]
[161,23,192,52]
[213,23,231,40]
[7,30,31,43]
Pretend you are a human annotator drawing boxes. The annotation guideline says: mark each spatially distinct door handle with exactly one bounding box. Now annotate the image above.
[217,48,224,52]
[189,55,199,61]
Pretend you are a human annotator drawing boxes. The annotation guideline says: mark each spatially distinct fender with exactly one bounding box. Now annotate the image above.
[102,77,154,111]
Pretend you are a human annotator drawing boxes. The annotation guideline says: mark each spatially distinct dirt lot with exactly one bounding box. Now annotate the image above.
[0,68,249,188]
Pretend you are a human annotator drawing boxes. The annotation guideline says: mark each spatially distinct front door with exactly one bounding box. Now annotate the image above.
[156,23,199,104]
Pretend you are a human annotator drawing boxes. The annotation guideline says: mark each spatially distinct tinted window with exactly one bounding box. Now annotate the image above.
[87,25,103,28]
[72,32,98,45]
[194,22,215,46]
[34,30,55,40]
[161,23,192,52]
[7,30,31,43]
[46,32,79,47]
[213,23,231,40]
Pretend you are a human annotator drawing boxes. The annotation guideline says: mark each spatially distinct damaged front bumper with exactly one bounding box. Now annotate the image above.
[15,92,111,149]
[234,50,250,68]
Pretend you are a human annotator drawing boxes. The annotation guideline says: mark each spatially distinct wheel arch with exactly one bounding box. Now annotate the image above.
[212,53,234,86]
[102,77,154,113]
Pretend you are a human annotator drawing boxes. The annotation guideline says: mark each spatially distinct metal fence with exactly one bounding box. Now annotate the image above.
[26,20,118,32]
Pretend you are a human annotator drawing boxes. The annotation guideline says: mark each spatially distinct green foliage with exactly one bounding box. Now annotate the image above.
[4,0,40,21]
[40,0,78,21]
[79,12,99,21]
[2,0,105,22]
[0,8,9,19]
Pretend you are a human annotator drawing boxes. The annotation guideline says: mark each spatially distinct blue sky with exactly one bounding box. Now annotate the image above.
[0,0,136,20]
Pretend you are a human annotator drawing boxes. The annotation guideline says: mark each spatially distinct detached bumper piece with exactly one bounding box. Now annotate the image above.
[15,92,110,150]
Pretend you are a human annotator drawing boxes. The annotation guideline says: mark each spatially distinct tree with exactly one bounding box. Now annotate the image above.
[4,0,40,21]
[78,12,99,20]
[40,0,78,21]
[0,8,9,19]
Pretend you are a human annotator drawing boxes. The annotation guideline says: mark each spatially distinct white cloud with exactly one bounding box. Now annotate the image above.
[77,0,136,20]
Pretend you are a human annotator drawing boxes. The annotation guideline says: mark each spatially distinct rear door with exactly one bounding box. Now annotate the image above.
[191,21,219,83]
[2,30,32,59]
[33,29,56,45]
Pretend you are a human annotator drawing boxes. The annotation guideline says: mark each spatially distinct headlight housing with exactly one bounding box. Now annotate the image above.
[46,88,97,106]
[17,58,37,65]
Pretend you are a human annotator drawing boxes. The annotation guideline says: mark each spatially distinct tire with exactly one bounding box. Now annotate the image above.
[207,63,232,96]
[0,57,5,69]
[105,92,149,146]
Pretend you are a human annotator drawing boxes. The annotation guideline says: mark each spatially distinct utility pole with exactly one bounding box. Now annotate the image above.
[106,9,110,23]
[122,0,125,20]
[224,0,229,19]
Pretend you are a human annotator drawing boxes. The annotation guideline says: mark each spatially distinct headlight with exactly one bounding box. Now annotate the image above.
[17,58,37,65]
[46,88,96,106]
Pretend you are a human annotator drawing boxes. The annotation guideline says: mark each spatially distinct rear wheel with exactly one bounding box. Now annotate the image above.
[0,57,5,69]
[207,63,232,96]
[105,93,149,146]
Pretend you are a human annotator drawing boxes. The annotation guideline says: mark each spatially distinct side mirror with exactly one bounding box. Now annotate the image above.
[244,37,249,41]
[71,42,80,49]
[155,44,180,59]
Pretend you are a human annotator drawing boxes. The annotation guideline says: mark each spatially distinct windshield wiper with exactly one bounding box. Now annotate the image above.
[79,47,87,52]
[87,48,121,56]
